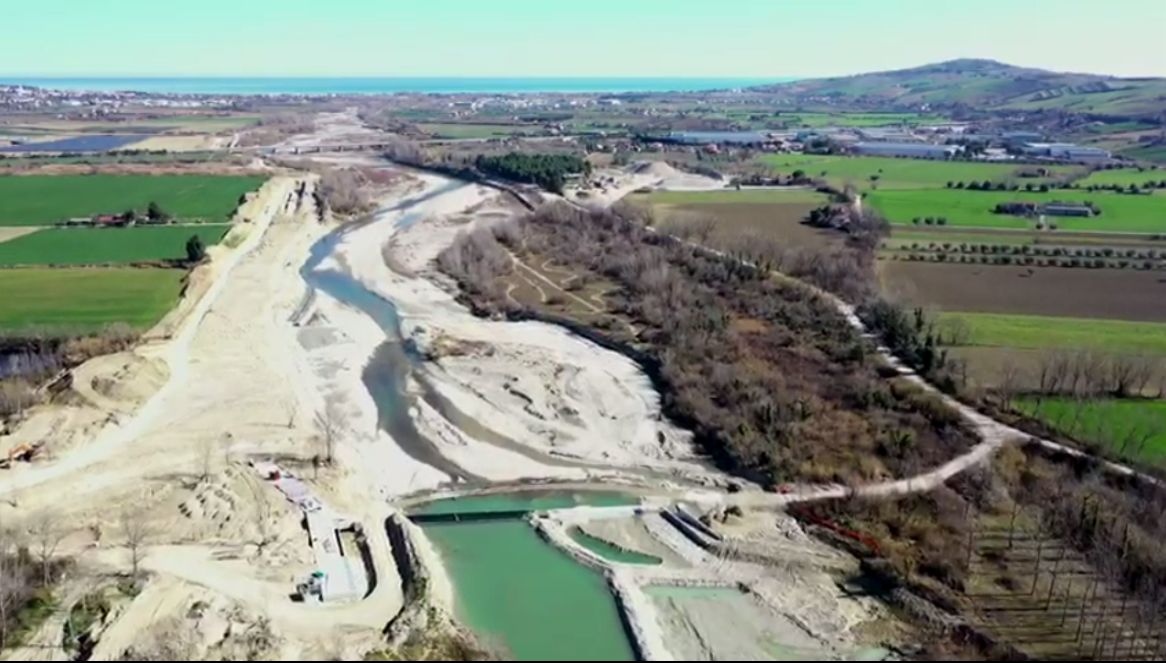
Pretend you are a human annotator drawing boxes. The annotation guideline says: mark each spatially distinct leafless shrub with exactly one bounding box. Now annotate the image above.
[0,378,41,419]
[315,402,344,465]
[119,506,151,583]
[437,201,977,486]
[317,169,372,216]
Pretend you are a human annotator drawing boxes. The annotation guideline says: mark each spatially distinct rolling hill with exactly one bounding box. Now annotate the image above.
[754,59,1166,116]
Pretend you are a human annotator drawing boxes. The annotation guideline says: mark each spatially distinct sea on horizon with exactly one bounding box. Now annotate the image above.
[0,76,794,96]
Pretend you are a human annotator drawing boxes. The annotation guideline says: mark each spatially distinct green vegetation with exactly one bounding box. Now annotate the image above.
[759,154,1075,190]
[884,231,1032,247]
[418,123,530,138]
[758,59,1166,115]
[0,175,265,226]
[474,153,589,193]
[1076,168,1166,188]
[63,592,112,656]
[767,112,947,127]
[1,590,56,651]
[0,226,229,267]
[938,312,1166,355]
[0,268,186,332]
[641,189,825,205]
[1015,397,1166,462]
[867,189,1166,232]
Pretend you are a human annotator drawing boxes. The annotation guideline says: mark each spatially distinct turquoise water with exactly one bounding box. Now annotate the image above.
[568,527,662,566]
[2,77,794,95]
[415,493,638,661]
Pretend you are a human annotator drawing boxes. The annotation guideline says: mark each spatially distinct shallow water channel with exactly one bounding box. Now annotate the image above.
[300,183,642,660]
[412,493,640,661]
[299,179,476,479]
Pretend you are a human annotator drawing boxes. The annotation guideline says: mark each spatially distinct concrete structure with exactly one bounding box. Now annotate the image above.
[1021,142,1111,160]
[856,128,923,143]
[1002,131,1044,147]
[249,459,366,603]
[850,142,960,159]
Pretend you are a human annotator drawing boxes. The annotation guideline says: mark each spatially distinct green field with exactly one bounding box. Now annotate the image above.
[0,175,266,226]
[885,231,1033,247]
[769,112,948,128]
[640,189,826,205]
[1016,397,1166,463]
[759,154,1077,190]
[938,312,1166,355]
[867,189,1166,232]
[0,225,230,267]
[1076,168,1166,188]
[0,268,186,332]
[417,123,531,139]
[1122,145,1166,164]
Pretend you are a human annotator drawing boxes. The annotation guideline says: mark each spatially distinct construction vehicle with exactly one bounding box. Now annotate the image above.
[296,571,326,603]
[0,442,42,469]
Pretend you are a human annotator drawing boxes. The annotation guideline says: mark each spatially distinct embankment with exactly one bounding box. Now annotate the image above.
[532,514,674,661]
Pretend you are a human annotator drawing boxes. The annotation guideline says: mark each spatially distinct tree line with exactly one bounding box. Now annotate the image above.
[473,153,589,194]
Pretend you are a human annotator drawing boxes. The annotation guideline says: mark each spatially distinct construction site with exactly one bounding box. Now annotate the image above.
[1,111,1164,662]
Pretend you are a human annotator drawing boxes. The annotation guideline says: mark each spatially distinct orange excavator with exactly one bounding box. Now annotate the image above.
[0,442,42,469]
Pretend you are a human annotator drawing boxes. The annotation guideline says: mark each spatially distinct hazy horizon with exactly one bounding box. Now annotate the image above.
[3,0,1165,79]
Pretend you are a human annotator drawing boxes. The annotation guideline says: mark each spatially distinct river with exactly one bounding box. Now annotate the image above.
[298,176,641,660]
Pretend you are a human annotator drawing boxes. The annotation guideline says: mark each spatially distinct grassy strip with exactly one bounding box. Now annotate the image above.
[0,225,229,267]
[639,189,825,204]
[0,175,265,226]
[759,154,1077,190]
[1015,396,1166,462]
[937,312,1166,355]
[867,189,1166,233]
[0,268,187,332]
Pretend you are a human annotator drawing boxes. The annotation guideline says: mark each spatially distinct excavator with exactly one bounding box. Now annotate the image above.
[0,441,42,469]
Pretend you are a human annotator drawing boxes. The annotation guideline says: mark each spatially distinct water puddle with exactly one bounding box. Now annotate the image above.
[412,492,638,661]
[568,527,662,566]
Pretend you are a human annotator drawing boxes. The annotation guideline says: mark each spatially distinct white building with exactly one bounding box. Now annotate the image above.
[1020,142,1111,160]
[850,142,960,159]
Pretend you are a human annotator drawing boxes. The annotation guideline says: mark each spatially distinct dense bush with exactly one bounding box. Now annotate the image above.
[474,153,589,194]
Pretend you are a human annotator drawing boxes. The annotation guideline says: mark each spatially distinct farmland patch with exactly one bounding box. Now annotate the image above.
[0,174,265,226]
[1077,168,1166,189]
[1016,397,1166,463]
[759,154,1078,190]
[937,312,1166,355]
[0,135,146,153]
[868,189,1166,233]
[0,225,230,267]
[0,268,186,332]
[0,227,42,244]
[880,261,1166,322]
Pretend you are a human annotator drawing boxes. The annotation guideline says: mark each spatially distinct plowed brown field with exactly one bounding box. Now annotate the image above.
[880,262,1166,322]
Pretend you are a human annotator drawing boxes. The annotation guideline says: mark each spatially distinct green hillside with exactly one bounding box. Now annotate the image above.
[754,59,1166,116]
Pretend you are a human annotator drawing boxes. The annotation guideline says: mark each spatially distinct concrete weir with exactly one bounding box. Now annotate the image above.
[533,511,676,661]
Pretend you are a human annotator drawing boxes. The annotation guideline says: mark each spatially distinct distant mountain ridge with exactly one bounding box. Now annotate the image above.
[753,59,1166,116]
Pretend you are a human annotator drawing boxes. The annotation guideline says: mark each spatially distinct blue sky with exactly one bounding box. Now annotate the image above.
[3,0,1164,78]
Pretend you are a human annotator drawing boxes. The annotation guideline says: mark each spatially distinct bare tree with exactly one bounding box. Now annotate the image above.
[1107,354,1139,397]
[284,399,298,429]
[248,482,276,557]
[0,526,29,648]
[315,402,343,465]
[27,509,66,585]
[119,506,151,583]
[197,435,215,484]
